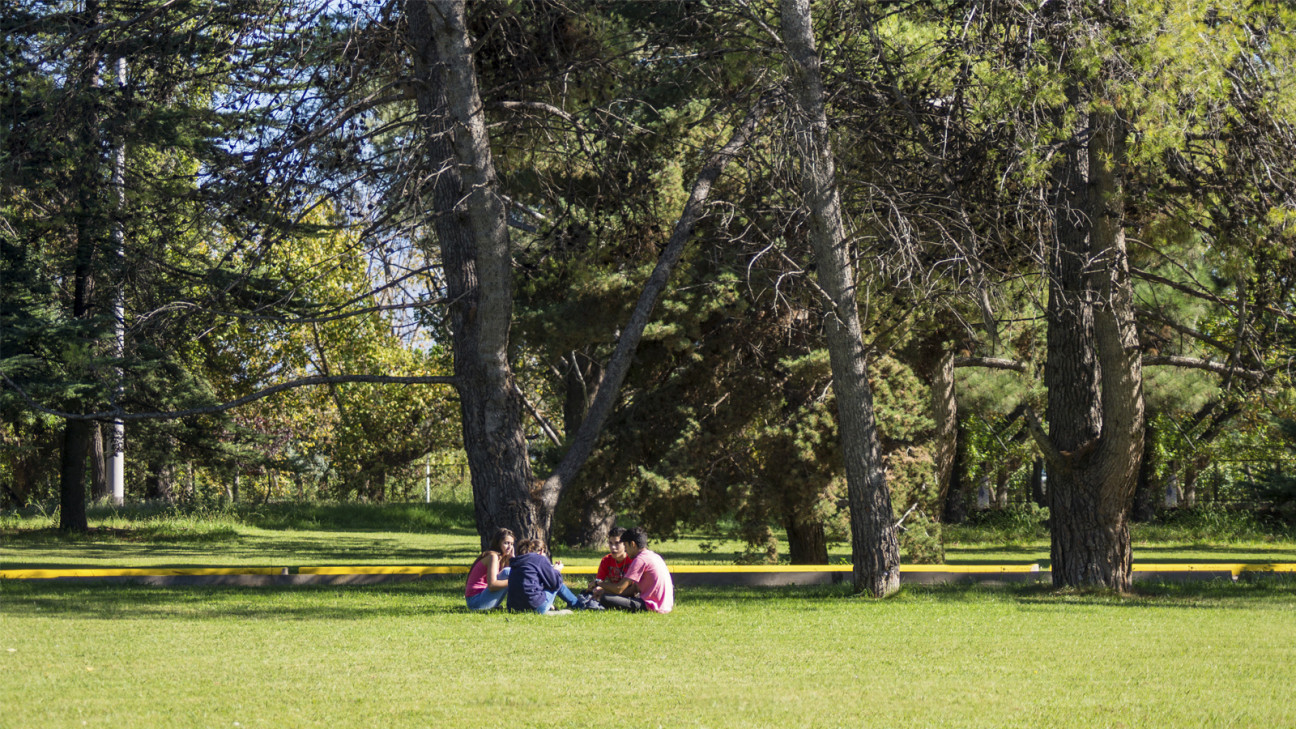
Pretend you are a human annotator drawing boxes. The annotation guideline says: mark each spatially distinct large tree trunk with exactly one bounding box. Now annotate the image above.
[1038,86,1144,590]
[59,421,91,530]
[780,0,900,597]
[58,1,104,533]
[784,516,829,565]
[409,1,770,546]
[408,0,543,546]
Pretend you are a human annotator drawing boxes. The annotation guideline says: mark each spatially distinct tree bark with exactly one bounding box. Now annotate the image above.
[780,0,900,596]
[89,422,109,502]
[1131,417,1158,522]
[930,351,958,518]
[942,422,969,524]
[145,460,175,503]
[1029,459,1046,508]
[784,517,829,565]
[59,421,91,530]
[410,0,771,546]
[1038,79,1144,590]
[408,0,543,546]
[58,0,104,532]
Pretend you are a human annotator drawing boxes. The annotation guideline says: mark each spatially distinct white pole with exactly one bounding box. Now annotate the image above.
[424,456,431,503]
[107,55,127,506]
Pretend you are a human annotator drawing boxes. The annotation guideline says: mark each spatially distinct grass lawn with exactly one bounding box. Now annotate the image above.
[2,578,1294,728]
[5,502,1296,570]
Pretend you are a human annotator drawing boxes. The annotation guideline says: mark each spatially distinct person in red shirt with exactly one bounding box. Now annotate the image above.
[588,526,629,601]
[599,527,675,613]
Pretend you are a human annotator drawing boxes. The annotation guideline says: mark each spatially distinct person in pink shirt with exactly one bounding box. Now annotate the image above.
[598,527,674,614]
[464,528,514,611]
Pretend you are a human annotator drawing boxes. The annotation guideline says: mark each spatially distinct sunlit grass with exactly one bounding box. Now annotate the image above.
[2,579,1294,728]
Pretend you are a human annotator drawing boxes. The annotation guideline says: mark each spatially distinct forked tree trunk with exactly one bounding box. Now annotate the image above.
[780,0,900,597]
[408,0,544,546]
[408,0,770,546]
[1038,81,1144,590]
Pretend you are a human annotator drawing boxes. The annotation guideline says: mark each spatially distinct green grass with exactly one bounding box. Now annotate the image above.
[4,502,1296,569]
[2,578,1295,728]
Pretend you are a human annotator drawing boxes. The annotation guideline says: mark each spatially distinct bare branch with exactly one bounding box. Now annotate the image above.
[1143,355,1266,382]
[954,356,1029,373]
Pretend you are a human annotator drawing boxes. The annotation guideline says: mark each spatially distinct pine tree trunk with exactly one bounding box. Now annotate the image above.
[557,485,616,549]
[553,351,614,548]
[1030,459,1046,508]
[145,461,175,503]
[780,0,900,596]
[943,422,969,524]
[1131,420,1158,522]
[931,350,958,517]
[59,421,91,530]
[1042,90,1144,591]
[57,0,106,533]
[784,517,829,565]
[89,422,109,502]
[408,0,546,546]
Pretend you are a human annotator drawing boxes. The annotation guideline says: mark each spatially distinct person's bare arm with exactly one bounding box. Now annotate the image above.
[599,577,635,596]
[485,554,509,590]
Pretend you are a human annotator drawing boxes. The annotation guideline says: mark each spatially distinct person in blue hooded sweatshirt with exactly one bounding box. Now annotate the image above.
[506,538,582,614]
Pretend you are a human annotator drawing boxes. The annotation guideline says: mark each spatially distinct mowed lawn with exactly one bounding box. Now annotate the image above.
[2,578,1294,728]
[5,502,1296,569]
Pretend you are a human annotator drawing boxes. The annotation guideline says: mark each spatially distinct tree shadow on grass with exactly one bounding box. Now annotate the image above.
[0,579,479,621]
[1129,544,1296,562]
[0,533,478,570]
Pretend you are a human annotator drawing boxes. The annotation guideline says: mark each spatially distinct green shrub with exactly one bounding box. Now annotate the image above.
[899,512,945,564]
[946,503,1050,545]
[1136,505,1293,543]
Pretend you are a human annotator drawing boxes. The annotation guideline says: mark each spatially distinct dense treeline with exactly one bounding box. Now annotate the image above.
[2,0,1294,592]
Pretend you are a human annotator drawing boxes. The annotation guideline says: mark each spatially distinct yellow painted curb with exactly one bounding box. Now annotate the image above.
[0,567,283,579]
[3,563,1292,581]
[1238,563,1296,573]
[298,565,466,576]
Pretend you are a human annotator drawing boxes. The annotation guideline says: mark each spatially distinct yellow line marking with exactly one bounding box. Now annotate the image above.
[298,566,466,576]
[0,567,283,579]
[1238,563,1296,573]
[3,563,1292,580]
[1133,563,1245,572]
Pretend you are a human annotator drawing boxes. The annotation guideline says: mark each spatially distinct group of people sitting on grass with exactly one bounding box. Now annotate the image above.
[463,525,674,615]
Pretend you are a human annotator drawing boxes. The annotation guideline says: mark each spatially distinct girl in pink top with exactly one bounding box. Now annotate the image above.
[465,528,514,611]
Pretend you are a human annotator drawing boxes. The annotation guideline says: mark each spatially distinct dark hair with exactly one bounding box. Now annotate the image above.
[516,538,546,556]
[473,527,515,565]
[607,527,627,541]
[621,527,647,550]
